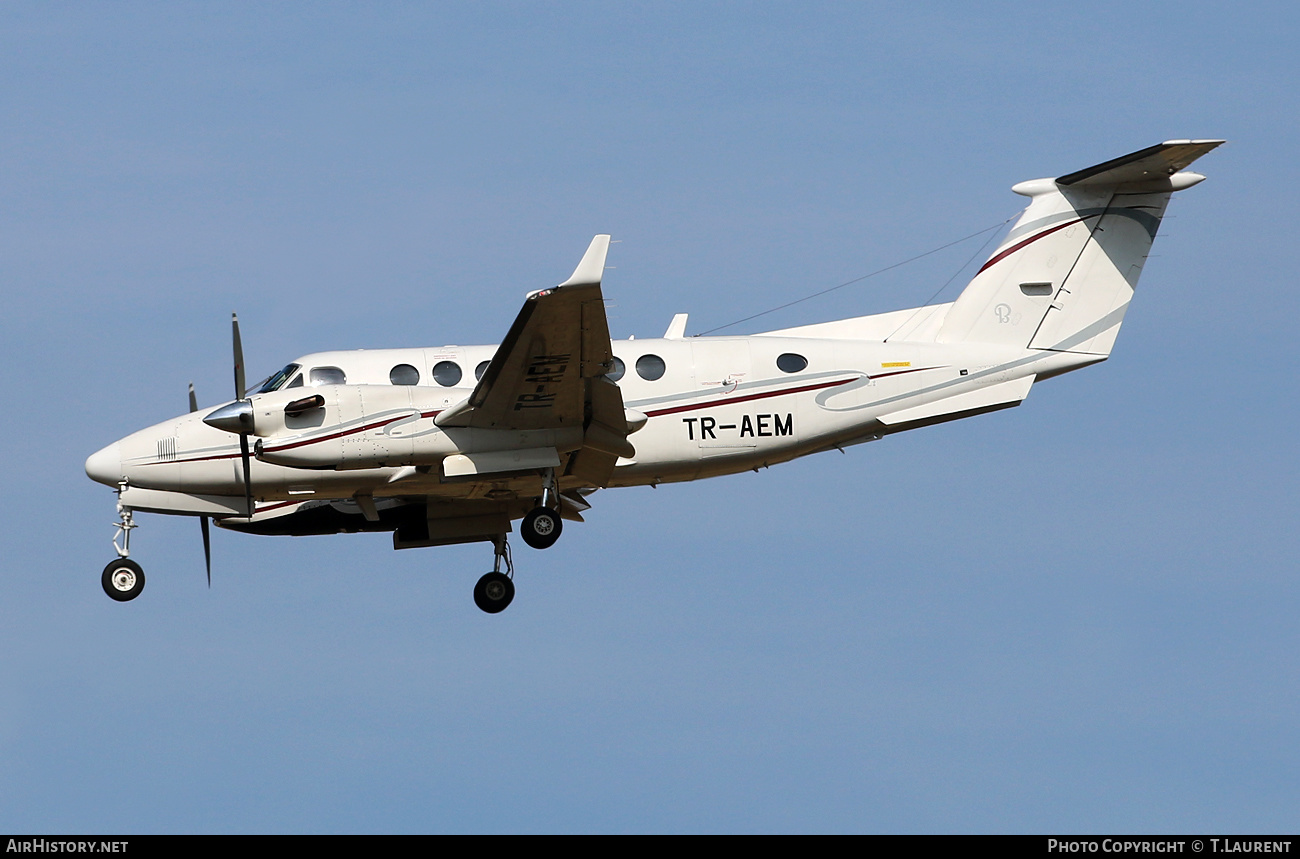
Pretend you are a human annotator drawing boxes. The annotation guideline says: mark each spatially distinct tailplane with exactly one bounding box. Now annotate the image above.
[936,140,1223,354]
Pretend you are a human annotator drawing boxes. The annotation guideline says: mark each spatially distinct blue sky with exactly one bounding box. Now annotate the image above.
[2,2,1297,833]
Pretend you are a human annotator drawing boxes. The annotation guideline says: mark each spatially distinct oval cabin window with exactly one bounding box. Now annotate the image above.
[776,353,808,373]
[389,364,420,385]
[432,361,463,387]
[635,354,666,381]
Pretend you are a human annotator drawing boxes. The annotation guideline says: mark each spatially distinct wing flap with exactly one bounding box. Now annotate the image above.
[442,447,563,479]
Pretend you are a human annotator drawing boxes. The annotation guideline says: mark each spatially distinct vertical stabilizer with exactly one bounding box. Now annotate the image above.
[936,140,1222,354]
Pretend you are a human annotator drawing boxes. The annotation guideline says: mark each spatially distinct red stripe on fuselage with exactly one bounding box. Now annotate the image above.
[149,409,443,465]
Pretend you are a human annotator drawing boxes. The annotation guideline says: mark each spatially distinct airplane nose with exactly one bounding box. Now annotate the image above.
[85,442,123,486]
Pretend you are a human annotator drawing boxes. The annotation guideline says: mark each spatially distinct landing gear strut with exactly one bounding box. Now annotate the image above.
[474,534,515,614]
[103,482,145,602]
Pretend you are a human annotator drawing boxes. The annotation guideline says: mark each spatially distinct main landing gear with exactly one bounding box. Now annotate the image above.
[474,535,515,614]
[102,483,145,602]
[519,468,563,550]
[477,470,568,613]
[520,506,561,549]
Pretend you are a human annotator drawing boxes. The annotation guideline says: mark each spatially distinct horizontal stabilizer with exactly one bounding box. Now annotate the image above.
[1056,139,1224,188]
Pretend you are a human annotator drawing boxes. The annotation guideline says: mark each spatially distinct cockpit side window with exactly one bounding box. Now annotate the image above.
[253,364,302,394]
[309,366,347,386]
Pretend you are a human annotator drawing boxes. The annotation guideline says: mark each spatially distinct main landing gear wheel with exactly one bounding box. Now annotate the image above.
[521,506,562,549]
[102,558,145,602]
[474,571,515,614]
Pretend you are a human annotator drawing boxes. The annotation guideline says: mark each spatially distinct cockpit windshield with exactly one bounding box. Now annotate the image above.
[252,364,302,394]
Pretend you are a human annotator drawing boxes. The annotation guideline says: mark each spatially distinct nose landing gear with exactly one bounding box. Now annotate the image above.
[102,483,145,602]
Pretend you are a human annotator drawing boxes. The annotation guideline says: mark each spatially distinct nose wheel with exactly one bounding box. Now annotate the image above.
[102,558,145,602]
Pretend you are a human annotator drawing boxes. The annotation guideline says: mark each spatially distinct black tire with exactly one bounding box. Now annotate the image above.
[474,571,515,614]
[102,559,145,602]
[521,506,562,550]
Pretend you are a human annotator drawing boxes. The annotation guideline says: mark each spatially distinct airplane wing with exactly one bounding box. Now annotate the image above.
[436,235,633,486]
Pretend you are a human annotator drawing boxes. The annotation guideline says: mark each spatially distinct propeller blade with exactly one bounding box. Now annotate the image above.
[200,515,211,587]
[193,383,213,588]
[232,312,246,401]
[229,315,254,517]
[239,433,254,517]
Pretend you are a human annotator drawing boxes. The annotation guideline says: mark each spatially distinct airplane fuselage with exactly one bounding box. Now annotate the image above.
[89,331,1098,509]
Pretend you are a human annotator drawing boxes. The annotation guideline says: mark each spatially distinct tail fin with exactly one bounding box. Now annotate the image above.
[936,140,1223,354]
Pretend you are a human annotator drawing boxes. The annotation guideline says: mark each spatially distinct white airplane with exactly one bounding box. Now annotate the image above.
[86,139,1222,612]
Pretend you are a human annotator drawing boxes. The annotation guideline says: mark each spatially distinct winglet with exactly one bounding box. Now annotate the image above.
[558,234,611,288]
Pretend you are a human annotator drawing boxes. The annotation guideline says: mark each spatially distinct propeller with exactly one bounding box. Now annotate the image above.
[231,313,254,518]
[199,312,260,585]
[189,382,212,587]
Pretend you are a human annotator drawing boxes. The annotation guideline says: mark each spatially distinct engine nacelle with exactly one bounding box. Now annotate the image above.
[250,385,583,471]
[251,385,452,469]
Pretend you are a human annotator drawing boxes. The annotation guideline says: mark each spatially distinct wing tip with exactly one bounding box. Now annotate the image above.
[558,234,612,288]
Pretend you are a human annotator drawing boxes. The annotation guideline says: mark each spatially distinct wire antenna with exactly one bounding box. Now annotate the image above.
[698,216,1016,336]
